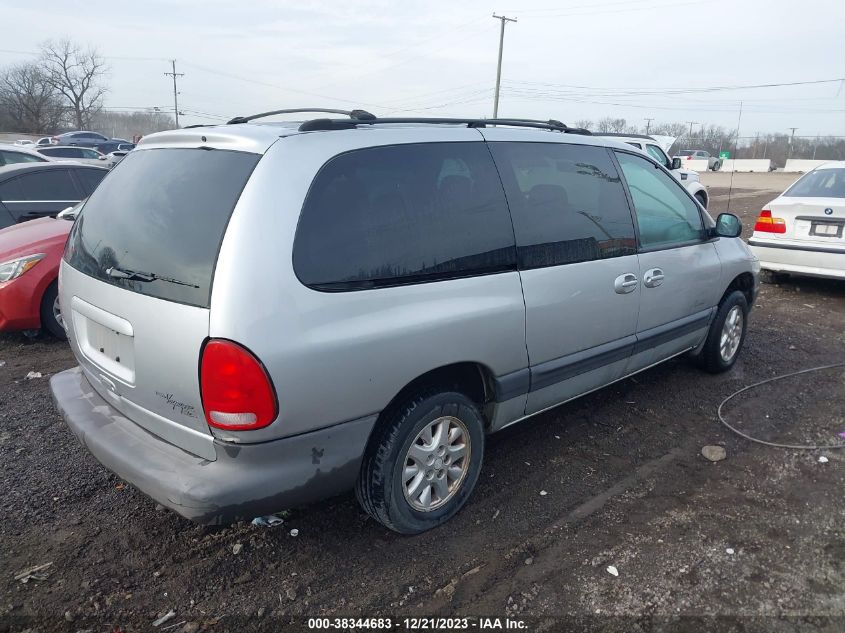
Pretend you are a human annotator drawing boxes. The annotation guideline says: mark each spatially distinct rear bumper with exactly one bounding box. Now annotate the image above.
[51,367,377,524]
[748,239,845,280]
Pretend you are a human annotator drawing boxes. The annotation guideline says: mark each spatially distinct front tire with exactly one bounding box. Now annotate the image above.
[40,282,66,340]
[696,290,748,374]
[694,191,708,209]
[356,390,485,534]
[712,160,722,171]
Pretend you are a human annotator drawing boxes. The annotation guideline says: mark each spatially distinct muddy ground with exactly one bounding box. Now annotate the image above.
[1,176,844,632]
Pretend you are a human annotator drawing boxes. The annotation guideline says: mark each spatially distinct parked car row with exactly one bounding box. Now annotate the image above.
[14,131,136,155]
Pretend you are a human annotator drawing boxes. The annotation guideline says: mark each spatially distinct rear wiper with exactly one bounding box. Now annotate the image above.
[105,266,200,288]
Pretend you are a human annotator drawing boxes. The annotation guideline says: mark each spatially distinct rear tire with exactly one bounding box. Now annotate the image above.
[356,390,485,534]
[695,290,748,374]
[694,192,708,209]
[712,160,722,171]
[40,282,66,340]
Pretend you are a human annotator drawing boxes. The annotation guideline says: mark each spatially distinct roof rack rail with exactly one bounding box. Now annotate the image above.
[595,132,656,140]
[297,117,592,135]
[227,108,376,125]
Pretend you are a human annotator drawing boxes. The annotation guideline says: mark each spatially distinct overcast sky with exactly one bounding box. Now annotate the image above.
[2,0,844,137]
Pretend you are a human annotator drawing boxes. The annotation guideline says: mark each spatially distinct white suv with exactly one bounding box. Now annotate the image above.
[599,134,710,209]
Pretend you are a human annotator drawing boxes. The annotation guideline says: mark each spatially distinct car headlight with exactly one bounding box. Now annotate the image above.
[0,254,46,282]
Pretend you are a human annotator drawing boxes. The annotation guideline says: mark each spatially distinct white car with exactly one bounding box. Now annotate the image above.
[598,134,710,208]
[104,149,130,168]
[0,143,52,166]
[36,145,109,166]
[13,139,35,146]
[749,161,845,281]
[677,149,722,171]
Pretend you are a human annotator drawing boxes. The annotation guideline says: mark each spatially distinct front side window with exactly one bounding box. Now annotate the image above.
[489,142,636,268]
[616,151,704,248]
[646,144,670,168]
[18,170,78,200]
[293,142,516,290]
[82,149,101,159]
[784,168,845,198]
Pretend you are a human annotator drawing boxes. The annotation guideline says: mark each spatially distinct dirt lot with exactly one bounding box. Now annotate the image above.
[1,174,844,632]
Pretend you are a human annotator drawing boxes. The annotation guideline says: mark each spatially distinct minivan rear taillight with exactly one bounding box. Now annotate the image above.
[200,339,277,431]
[753,209,786,234]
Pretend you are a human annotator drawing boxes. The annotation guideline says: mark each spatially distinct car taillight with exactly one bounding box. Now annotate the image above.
[753,209,786,234]
[200,339,277,431]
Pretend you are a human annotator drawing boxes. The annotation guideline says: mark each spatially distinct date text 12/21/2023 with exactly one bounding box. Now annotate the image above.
[306,617,528,630]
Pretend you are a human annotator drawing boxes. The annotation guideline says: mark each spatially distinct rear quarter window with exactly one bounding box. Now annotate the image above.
[65,148,260,308]
[293,142,516,291]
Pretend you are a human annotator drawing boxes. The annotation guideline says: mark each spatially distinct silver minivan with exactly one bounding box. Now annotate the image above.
[51,111,759,534]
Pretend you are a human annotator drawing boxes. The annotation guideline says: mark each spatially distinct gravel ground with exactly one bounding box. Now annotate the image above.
[1,181,844,632]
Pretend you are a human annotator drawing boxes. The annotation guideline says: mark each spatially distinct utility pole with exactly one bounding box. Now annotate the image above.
[644,118,654,134]
[164,60,185,128]
[492,14,517,119]
[787,127,798,160]
[686,121,698,140]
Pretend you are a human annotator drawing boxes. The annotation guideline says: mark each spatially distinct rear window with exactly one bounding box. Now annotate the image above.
[293,142,516,291]
[65,148,259,308]
[784,168,845,198]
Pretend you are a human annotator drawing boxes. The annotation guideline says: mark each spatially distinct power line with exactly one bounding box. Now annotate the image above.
[505,76,845,96]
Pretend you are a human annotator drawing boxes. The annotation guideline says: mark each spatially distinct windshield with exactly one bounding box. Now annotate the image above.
[784,168,845,198]
[64,148,260,307]
[677,150,695,156]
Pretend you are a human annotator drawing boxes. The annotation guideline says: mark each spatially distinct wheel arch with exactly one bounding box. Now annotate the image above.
[722,271,755,306]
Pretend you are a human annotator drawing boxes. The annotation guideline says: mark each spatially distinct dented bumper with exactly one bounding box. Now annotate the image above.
[50,367,376,524]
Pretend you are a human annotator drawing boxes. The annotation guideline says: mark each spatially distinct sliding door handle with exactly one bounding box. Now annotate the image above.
[614,273,638,294]
[643,268,665,288]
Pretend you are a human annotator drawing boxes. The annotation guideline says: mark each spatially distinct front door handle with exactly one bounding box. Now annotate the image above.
[643,268,665,288]
[614,273,638,294]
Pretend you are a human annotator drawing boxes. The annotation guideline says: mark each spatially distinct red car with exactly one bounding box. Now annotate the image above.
[0,202,81,339]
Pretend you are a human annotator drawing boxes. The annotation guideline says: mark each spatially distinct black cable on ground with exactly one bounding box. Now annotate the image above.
[717,362,845,450]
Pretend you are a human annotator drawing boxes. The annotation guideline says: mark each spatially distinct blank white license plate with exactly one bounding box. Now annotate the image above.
[811,222,842,237]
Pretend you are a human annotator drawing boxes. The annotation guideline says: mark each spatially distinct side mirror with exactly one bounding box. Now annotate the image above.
[98,155,107,160]
[671,157,682,170]
[714,213,742,238]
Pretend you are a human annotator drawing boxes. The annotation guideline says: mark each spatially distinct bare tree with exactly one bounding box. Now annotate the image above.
[595,117,629,133]
[39,39,107,130]
[90,110,176,139]
[0,62,64,133]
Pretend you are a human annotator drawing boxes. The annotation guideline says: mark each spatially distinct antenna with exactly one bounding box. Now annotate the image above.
[726,101,743,214]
